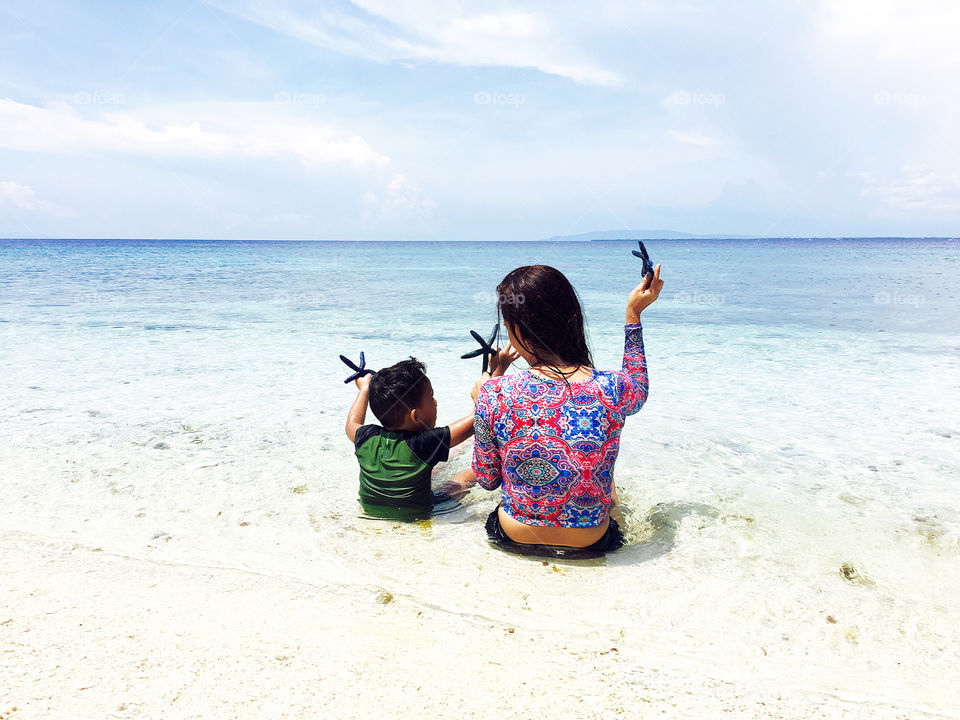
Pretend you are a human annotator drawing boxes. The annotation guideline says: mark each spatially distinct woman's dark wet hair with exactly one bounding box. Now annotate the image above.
[496,265,593,378]
[368,357,429,428]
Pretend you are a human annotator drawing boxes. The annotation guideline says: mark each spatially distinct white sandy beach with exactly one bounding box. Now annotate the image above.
[2,239,958,719]
[2,529,955,720]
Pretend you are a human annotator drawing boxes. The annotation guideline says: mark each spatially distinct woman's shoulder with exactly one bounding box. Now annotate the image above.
[592,368,626,381]
[477,373,511,401]
[487,370,627,397]
[480,371,547,403]
[482,373,514,394]
[585,369,635,399]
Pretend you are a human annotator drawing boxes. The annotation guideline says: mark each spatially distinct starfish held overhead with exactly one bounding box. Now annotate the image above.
[631,240,654,278]
[340,351,376,384]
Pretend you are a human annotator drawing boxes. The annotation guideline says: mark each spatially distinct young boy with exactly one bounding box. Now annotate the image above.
[345,351,515,516]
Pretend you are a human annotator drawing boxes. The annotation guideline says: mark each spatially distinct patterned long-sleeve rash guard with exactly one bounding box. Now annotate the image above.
[472,322,648,528]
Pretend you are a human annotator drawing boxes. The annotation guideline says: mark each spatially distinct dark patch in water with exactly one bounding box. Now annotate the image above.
[358,491,462,523]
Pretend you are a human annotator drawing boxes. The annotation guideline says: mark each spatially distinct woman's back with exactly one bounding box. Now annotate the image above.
[473,323,647,528]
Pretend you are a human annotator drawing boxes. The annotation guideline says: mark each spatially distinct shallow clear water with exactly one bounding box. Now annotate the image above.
[1,238,958,710]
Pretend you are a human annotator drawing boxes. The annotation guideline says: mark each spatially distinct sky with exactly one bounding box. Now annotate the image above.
[1,0,958,241]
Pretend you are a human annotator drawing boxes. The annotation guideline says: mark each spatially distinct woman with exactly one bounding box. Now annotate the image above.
[472,264,663,552]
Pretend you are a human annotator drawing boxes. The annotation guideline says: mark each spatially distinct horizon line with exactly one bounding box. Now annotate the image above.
[1,236,957,243]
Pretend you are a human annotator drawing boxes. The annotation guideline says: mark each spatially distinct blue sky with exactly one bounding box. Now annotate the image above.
[1,0,958,240]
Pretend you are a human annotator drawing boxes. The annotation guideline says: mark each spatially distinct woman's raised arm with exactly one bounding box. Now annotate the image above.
[626,264,663,324]
[619,264,662,415]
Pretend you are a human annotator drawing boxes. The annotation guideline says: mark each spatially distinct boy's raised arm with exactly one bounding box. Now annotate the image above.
[344,374,371,443]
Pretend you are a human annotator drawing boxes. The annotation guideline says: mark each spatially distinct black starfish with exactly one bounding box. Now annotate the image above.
[339,352,376,384]
[631,240,654,278]
[460,324,500,373]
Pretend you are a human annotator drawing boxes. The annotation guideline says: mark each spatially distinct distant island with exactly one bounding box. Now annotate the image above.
[543,230,955,242]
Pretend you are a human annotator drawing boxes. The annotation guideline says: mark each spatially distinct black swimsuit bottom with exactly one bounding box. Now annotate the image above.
[485,505,624,560]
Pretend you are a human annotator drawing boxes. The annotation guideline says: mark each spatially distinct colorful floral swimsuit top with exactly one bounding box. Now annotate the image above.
[472,323,648,528]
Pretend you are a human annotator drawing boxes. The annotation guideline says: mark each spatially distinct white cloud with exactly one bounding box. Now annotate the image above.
[357,172,435,233]
[820,0,960,69]
[0,181,70,217]
[0,99,389,168]
[669,130,719,148]
[0,181,39,210]
[814,0,960,205]
[386,172,434,211]
[815,0,960,115]
[211,0,624,86]
[860,167,960,212]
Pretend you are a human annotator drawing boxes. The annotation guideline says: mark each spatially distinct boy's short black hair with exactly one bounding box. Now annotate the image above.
[368,357,430,429]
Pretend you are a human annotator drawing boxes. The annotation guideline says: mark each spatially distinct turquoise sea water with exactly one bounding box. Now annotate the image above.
[1,238,958,711]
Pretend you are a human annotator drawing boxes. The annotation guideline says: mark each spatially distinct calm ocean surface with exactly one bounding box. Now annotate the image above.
[1,238,958,709]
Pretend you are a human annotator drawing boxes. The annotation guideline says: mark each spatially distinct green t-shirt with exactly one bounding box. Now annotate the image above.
[354,424,451,508]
